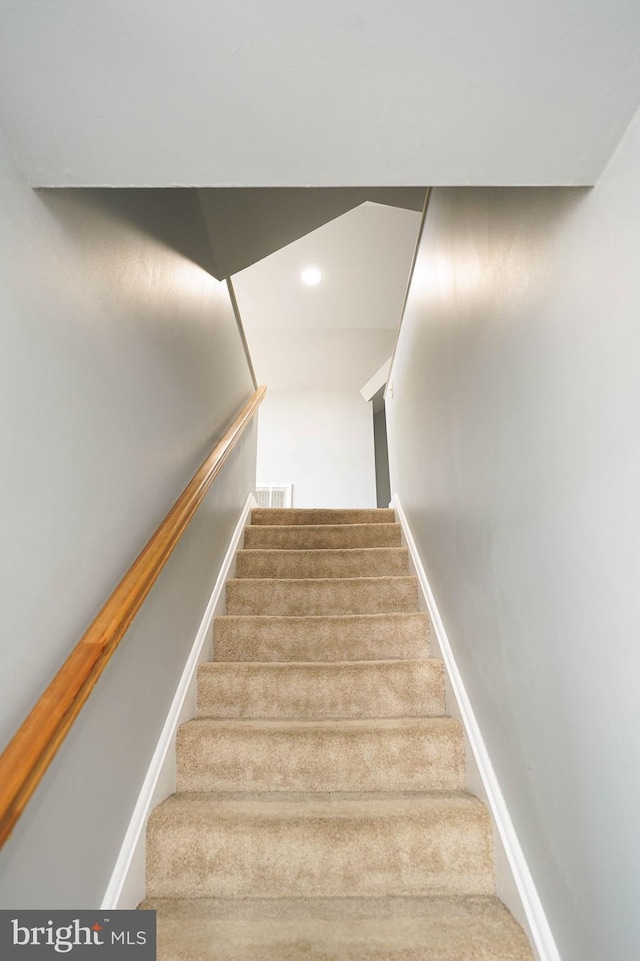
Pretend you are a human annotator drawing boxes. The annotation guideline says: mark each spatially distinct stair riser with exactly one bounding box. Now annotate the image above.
[226,578,418,616]
[176,722,465,793]
[146,804,494,899]
[235,548,409,579]
[213,614,431,662]
[197,660,444,718]
[251,508,396,526]
[244,525,402,550]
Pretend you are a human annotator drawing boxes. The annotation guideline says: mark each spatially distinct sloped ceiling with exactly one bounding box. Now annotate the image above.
[232,202,421,390]
[1,1,640,186]
[198,187,425,279]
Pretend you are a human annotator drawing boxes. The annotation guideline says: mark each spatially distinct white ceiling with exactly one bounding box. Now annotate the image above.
[233,204,421,331]
[233,203,421,390]
[245,329,397,393]
[1,1,639,186]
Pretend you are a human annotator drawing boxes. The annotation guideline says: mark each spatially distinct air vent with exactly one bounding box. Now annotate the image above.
[255,484,293,508]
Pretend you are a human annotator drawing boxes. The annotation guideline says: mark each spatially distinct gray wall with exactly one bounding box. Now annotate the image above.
[386,108,640,961]
[372,398,391,509]
[0,128,256,907]
[199,187,425,278]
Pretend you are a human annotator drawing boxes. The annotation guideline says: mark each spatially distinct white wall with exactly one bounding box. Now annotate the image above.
[386,108,640,961]
[257,391,376,508]
[0,126,256,907]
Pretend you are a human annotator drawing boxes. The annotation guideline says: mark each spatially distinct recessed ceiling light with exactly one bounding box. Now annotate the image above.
[301,266,322,286]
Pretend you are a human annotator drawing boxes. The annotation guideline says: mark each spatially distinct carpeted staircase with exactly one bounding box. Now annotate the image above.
[142,507,534,959]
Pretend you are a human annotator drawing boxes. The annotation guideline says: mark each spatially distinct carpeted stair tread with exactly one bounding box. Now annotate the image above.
[143,504,534,959]
[251,507,396,526]
[236,547,409,579]
[197,659,444,718]
[212,613,431,661]
[176,717,464,793]
[243,523,402,550]
[226,576,419,616]
[146,792,494,900]
[140,896,533,961]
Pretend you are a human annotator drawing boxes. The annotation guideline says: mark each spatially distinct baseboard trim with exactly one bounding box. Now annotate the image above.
[101,492,257,909]
[391,493,561,961]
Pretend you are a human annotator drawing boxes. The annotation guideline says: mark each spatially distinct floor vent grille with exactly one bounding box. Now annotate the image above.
[255,485,293,508]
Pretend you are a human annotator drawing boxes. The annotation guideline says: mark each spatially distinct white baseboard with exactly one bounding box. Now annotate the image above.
[390,493,561,961]
[101,493,257,910]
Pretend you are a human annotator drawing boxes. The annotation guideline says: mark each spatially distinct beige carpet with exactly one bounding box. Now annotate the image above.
[142,507,533,959]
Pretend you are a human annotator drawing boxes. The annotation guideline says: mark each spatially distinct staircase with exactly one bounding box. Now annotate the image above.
[142,508,533,959]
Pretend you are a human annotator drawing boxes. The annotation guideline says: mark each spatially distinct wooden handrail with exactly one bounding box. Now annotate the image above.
[0,386,266,848]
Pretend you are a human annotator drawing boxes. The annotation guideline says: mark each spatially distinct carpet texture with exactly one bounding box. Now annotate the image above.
[226,576,419,616]
[143,507,533,959]
[138,897,532,961]
[235,548,409,579]
[211,613,431,662]
[243,523,402,550]
[196,659,445,718]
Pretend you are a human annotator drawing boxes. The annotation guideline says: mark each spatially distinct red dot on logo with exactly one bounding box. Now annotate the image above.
[92,924,103,931]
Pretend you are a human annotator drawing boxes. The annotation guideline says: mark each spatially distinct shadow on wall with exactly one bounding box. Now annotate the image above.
[38,188,218,278]
[197,187,426,279]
